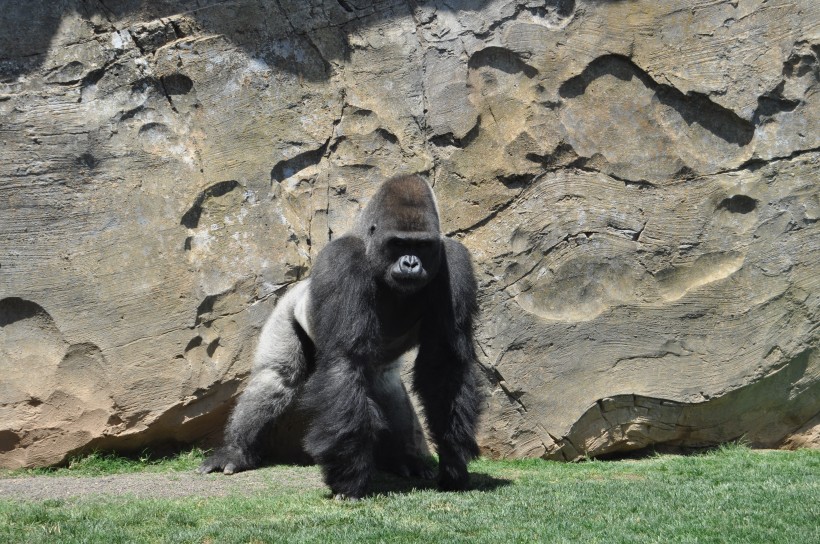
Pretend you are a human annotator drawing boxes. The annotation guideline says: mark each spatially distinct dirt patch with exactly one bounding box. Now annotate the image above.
[0,467,325,501]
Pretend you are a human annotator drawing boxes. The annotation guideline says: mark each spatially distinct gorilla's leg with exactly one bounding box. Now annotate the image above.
[371,360,435,479]
[414,340,481,491]
[198,282,312,475]
[302,359,385,499]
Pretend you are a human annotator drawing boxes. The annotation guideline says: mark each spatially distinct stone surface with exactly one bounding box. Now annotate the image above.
[1,0,818,468]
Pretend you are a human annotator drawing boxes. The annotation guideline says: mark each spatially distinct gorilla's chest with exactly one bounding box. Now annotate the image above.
[377,320,420,361]
[375,294,425,359]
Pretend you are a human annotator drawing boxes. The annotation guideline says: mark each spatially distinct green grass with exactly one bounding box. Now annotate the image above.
[1,446,818,543]
[0,448,207,478]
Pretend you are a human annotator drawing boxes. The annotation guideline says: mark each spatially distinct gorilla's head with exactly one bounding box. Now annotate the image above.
[356,175,443,294]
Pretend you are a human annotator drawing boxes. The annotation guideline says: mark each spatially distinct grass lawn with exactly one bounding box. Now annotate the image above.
[0,445,817,543]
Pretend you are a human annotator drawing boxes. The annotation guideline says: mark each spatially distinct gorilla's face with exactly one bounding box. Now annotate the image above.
[374,230,442,294]
[357,174,444,295]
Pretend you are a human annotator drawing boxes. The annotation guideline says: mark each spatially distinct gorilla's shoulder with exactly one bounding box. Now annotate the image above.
[325,235,367,252]
[439,237,478,315]
[442,237,471,261]
[310,235,370,284]
[308,235,376,331]
[442,238,475,279]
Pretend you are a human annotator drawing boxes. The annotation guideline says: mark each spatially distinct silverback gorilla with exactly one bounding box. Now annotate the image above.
[198,174,481,499]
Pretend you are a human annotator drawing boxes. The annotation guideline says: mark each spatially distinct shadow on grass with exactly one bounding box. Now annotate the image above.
[366,470,512,497]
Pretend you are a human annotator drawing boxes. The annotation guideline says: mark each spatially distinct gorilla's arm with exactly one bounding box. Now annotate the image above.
[300,236,386,499]
[198,281,312,475]
[413,237,482,491]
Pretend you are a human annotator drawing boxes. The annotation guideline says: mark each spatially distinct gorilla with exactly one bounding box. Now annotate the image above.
[198,174,482,499]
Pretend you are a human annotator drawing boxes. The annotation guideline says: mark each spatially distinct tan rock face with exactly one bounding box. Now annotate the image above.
[1,1,818,467]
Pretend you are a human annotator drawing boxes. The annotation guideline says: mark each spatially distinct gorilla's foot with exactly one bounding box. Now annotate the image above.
[437,461,470,492]
[386,454,436,480]
[196,445,258,475]
[406,454,437,480]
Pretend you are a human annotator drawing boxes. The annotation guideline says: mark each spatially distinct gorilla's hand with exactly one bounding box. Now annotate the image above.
[437,457,471,492]
[196,445,257,475]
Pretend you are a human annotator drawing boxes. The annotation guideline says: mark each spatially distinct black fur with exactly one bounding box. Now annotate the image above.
[199,174,482,499]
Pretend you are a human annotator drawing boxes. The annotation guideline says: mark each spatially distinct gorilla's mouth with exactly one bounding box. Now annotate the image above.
[389,270,430,292]
[392,269,427,280]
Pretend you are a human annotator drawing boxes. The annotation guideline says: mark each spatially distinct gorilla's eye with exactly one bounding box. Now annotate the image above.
[388,237,409,249]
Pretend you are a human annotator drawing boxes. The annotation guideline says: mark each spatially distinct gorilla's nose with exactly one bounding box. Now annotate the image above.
[399,255,421,274]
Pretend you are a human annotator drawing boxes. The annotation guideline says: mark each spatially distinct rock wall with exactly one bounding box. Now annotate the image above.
[1,0,818,468]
